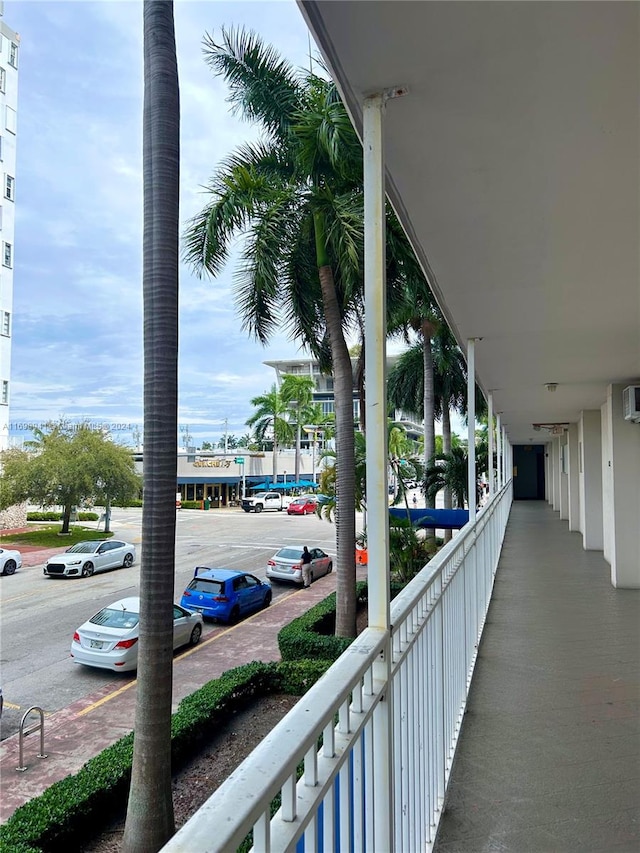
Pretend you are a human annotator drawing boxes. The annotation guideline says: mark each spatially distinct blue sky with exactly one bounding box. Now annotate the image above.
[7,0,322,449]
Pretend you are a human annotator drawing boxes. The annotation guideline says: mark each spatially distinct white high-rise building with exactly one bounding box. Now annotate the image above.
[0,2,18,452]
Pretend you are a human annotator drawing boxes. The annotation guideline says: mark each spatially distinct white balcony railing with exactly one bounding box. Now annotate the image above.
[162,481,513,853]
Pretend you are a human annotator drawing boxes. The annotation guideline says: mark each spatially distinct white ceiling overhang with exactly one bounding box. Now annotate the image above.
[300,1,640,443]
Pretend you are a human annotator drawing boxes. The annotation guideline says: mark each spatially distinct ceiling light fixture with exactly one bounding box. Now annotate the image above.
[545,383,558,392]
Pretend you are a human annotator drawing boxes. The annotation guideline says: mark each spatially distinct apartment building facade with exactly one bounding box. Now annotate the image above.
[0,2,18,453]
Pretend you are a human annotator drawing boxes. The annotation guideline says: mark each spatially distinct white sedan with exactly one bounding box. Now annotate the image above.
[70,597,203,672]
[44,539,136,578]
[0,547,22,576]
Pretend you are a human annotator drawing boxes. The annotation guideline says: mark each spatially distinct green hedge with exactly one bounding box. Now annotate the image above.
[27,512,100,522]
[1,581,407,852]
[0,659,330,853]
[180,500,202,510]
[277,580,405,663]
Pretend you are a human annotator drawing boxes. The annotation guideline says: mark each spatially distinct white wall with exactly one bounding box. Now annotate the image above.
[578,410,603,551]
[604,384,640,588]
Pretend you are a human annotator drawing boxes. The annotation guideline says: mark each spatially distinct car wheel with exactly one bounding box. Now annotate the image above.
[255,504,263,513]
[263,590,272,607]
[2,560,16,576]
[229,605,240,624]
[81,562,95,578]
[243,508,250,513]
[122,553,134,568]
[327,562,333,574]
[189,624,202,645]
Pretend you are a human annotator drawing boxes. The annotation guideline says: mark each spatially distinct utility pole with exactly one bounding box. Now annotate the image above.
[224,418,228,454]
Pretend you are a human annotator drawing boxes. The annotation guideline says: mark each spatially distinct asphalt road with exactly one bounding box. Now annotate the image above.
[0,506,338,740]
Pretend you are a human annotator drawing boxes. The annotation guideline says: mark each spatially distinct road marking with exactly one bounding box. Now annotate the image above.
[76,589,300,717]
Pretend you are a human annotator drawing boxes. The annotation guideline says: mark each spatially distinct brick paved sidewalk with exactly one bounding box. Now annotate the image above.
[0,567,366,823]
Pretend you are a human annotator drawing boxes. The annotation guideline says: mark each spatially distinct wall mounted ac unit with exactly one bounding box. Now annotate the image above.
[622,385,640,423]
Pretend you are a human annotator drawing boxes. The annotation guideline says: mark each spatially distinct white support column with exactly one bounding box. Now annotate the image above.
[559,432,569,521]
[544,443,551,503]
[602,384,640,588]
[467,339,476,517]
[567,424,580,531]
[496,414,502,489]
[578,410,603,550]
[488,392,495,497]
[550,438,559,511]
[363,90,393,850]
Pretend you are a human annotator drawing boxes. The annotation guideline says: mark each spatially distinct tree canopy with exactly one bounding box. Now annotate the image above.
[0,422,140,533]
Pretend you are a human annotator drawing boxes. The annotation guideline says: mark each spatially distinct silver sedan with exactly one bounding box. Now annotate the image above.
[266,544,333,585]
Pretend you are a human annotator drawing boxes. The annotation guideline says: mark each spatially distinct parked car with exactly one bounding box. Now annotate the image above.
[287,497,317,516]
[44,540,136,578]
[266,545,332,585]
[180,567,272,623]
[70,597,202,672]
[0,547,22,576]
[241,491,291,513]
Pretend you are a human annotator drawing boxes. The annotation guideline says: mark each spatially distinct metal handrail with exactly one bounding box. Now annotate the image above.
[16,705,47,772]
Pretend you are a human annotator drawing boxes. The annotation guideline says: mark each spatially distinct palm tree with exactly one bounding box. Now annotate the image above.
[184,30,363,636]
[246,385,293,483]
[280,374,315,484]
[122,3,180,850]
[424,446,469,509]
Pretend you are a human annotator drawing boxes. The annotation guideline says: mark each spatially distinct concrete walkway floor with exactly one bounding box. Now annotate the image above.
[434,500,640,853]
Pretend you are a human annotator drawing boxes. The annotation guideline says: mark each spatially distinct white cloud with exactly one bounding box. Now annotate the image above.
[5,0,336,447]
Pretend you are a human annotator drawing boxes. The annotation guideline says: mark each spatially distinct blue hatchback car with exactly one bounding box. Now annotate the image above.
[179,567,272,624]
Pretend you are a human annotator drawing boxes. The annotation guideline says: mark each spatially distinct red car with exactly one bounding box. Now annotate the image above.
[287,497,317,516]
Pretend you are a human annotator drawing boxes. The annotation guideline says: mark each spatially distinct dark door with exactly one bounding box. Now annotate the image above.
[513,445,546,499]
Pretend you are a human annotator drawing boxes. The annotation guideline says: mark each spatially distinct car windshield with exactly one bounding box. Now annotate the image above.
[67,542,98,554]
[291,499,305,505]
[276,548,303,560]
[90,607,139,630]
[188,578,224,595]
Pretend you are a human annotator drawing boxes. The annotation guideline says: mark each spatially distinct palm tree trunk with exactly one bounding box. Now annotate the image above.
[272,426,278,484]
[442,407,453,543]
[422,319,436,538]
[122,3,179,850]
[294,419,301,484]
[318,260,356,638]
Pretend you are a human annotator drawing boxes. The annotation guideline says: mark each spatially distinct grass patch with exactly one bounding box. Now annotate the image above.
[0,526,114,548]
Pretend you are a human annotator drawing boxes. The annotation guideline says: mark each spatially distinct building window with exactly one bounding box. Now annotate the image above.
[8,43,18,69]
[1,311,9,336]
[3,241,12,268]
[1,380,8,405]
[5,106,16,135]
[4,174,13,201]
[0,68,5,93]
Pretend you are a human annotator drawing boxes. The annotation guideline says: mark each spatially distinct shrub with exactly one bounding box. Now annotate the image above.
[0,660,331,853]
[27,512,100,522]
[180,500,202,510]
[277,580,405,662]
